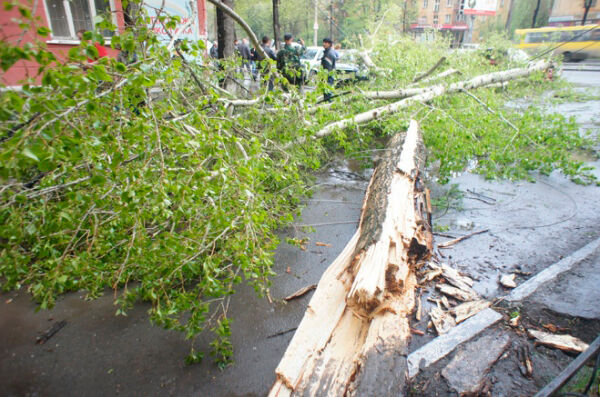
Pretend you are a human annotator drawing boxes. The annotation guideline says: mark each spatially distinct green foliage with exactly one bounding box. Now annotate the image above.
[1,2,596,367]
[560,362,600,396]
[0,0,320,364]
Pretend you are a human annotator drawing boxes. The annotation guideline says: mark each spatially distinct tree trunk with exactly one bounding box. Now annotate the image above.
[504,0,514,30]
[402,0,408,34]
[273,0,281,51]
[582,0,592,25]
[216,0,235,58]
[315,60,553,138]
[531,0,541,28]
[210,0,268,60]
[269,120,433,396]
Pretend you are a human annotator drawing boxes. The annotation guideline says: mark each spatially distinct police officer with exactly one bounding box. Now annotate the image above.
[276,33,306,86]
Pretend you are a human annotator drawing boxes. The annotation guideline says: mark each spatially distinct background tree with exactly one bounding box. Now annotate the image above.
[507,0,554,34]
[531,0,542,28]
[217,0,235,58]
[582,0,593,25]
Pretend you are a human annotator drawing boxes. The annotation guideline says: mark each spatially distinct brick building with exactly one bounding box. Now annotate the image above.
[549,0,600,26]
[0,0,207,87]
[411,0,510,45]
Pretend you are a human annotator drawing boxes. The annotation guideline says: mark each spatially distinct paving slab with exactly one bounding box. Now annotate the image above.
[407,308,502,378]
[441,330,511,396]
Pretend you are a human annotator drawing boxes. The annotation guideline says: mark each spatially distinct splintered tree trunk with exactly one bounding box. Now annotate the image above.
[269,120,433,397]
[216,0,235,58]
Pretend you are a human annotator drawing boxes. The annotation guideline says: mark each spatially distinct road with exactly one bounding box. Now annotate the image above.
[1,68,599,397]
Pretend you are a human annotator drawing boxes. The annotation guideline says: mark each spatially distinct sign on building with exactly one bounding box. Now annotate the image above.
[463,0,497,16]
[144,0,201,43]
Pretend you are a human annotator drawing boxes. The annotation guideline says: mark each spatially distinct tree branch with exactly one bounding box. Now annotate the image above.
[314,60,553,138]
[206,0,268,61]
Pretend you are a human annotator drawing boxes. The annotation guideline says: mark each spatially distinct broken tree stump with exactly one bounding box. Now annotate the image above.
[269,120,433,396]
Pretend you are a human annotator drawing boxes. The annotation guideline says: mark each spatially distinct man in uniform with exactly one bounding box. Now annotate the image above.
[276,33,306,87]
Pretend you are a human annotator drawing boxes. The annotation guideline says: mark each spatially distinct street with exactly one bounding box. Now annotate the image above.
[1,67,599,397]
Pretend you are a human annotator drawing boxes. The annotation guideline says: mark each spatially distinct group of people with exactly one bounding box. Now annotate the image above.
[210,33,339,96]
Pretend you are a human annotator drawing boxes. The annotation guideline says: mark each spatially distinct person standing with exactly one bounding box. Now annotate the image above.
[238,38,252,73]
[276,33,306,86]
[255,36,276,62]
[254,36,277,90]
[321,37,336,101]
[209,41,218,58]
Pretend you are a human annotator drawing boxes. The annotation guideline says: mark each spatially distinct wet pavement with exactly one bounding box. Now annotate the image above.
[1,70,600,396]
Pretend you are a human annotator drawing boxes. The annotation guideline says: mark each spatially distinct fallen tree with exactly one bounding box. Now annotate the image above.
[317,60,553,138]
[269,120,433,396]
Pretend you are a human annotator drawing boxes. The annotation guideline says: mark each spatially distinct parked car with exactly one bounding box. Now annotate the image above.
[335,50,369,83]
[300,46,324,80]
[301,47,369,83]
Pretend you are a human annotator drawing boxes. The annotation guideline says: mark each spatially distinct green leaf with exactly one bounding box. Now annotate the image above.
[37,26,51,36]
[22,148,39,162]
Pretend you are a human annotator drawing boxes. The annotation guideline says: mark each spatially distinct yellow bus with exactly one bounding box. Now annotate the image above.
[514,25,600,61]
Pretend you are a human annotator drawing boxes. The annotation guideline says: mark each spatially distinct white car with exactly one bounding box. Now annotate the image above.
[300,46,324,80]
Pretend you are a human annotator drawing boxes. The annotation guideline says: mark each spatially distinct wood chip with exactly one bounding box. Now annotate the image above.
[528,329,589,353]
[315,242,332,247]
[440,263,474,291]
[441,296,451,310]
[410,328,425,336]
[500,273,517,288]
[516,344,533,378]
[416,293,423,321]
[430,306,456,335]
[419,268,443,284]
[509,315,520,327]
[451,300,490,323]
[542,323,569,333]
[436,283,478,302]
[284,284,317,301]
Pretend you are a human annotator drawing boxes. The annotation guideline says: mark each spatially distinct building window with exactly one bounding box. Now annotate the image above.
[447,0,452,6]
[434,0,440,12]
[445,14,451,24]
[44,0,114,39]
[433,15,439,25]
[500,0,504,6]
[423,0,428,8]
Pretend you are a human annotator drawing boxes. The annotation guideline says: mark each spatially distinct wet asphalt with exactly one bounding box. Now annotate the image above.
[1,69,599,396]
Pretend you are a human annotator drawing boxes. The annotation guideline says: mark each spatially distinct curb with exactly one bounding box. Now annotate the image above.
[507,237,600,302]
[406,236,600,379]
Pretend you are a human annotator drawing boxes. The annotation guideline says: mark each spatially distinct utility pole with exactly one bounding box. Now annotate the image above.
[329,0,333,41]
[273,0,281,50]
[314,0,318,46]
